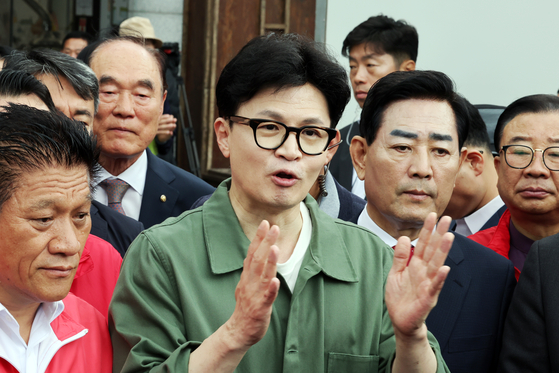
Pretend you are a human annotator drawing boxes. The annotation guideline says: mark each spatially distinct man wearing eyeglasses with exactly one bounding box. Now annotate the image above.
[470,94,559,280]
[110,34,452,372]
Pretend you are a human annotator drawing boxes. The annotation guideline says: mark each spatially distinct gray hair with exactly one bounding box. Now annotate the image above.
[3,49,100,113]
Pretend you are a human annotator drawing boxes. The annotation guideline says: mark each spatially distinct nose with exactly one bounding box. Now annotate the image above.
[48,218,82,257]
[352,64,368,85]
[408,148,433,179]
[524,150,550,178]
[113,92,135,118]
[275,132,302,161]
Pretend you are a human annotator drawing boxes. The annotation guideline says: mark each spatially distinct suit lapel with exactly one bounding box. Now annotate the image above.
[425,234,471,350]
[139,151,180,228]
[480,205,507,231]
[90,201,109,241]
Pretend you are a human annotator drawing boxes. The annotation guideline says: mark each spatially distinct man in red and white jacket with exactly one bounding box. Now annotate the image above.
[470,94,559,280]
[0,103,112,372]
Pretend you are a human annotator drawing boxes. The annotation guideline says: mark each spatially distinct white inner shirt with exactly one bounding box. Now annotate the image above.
[92,150,148,220]
[276,202,313,293]
[0,301,64,373]
[357,207,419,247]
[455,196,504,236]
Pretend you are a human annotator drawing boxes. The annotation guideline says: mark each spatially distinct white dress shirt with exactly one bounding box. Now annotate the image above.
[92,150,148,220]
[0,301,65,373]
[454,196,504,236]
[357,207,420,247]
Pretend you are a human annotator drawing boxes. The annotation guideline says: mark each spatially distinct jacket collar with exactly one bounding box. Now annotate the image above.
[203,179,358,283]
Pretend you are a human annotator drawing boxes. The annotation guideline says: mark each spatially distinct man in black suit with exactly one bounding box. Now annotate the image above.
[443,100,506,235]
[498,233,559,373]
[329,15,417,197]
[2,53,143,256]
[86,37,214,229]
[350,70,516,373]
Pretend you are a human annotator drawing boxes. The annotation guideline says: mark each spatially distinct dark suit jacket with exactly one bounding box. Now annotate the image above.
[330,121,360,191]
[138,150,215,228]
[90,200,144,257]
[450,204,508,232]
[498,234,559,373]
[334,177,366,224]
[426,233,516,373]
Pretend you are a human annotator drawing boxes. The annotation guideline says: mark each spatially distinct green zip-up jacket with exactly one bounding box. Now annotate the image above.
[110,180,448,373]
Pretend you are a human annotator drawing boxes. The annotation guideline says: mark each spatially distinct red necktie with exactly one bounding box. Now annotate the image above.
[392,245,415,266]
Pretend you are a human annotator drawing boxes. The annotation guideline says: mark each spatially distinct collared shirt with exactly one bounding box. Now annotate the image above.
[351,170,366,199]
[0,301,64,373]
[110,179,449,373]
[357,207,419,247]
[455,196,504,236]
[508,220,534,272]
[93,150,148,220]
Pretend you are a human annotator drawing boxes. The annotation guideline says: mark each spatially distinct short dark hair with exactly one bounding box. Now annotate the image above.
[88,36,168,92]
[0,69,56,112]
[342,15,418,66]
[494,94,559,149]
[0,104,99,211]
[463,99,491,151]
[216,33,350,128]
[62,31,93,46]
[3,49,99,113]
[360,70,469,149]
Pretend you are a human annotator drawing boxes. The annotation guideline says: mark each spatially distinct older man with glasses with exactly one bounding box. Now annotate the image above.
[470,94,559,279]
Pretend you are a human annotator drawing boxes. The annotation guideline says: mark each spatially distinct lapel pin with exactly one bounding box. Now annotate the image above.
[160,195,167,202]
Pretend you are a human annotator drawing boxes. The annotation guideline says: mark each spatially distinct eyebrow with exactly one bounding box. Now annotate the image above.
[74,109,93,118]
[390,129,417,139]
[99,75,154,91]
[429,133,454,142]
[349,53,377,62]
[256,110,326,127]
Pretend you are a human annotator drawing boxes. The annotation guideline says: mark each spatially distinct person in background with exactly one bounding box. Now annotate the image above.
[119,16,178,161]
[444,99,506,235]
[61,31,93,58]
[329,15,417,197]
[85,36,214,228]
[3,49,144,256]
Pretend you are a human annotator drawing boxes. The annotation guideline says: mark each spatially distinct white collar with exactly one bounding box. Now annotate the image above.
[0,300,64,372]
[457,195,504,235]
[357,207,419,247]
[93,150,148,196]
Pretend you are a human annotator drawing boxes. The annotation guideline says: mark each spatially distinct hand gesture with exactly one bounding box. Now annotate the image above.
[225,220,281,350]
[156,114,177,143]
[385,213,453,338]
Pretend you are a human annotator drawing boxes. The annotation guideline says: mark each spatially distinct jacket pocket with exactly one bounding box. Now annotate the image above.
[327,352,379,373]
[448,334,494,352]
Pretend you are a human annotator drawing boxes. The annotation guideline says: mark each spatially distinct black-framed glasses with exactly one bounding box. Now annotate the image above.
[500,145,559,171]
[227,115,341,155]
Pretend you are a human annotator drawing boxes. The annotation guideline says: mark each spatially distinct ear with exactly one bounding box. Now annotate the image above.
[160,90,168,115]
[350,135,369,181]
[214,117,231,158]
[324,130,341,163]
[399,59,416,71]
[464,149,485,177]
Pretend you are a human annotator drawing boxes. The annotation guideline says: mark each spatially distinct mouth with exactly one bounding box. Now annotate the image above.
[519,187,551,198]
[354,91,368,100]
[403,189,431,201]
[271,170,299,187]
[40,266,75,278]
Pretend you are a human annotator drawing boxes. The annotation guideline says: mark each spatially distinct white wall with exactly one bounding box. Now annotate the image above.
[325,0,559,128]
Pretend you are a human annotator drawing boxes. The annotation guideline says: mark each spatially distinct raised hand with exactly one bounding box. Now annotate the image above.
[224,220,281,349]
[385,212,454,338]
[156,114,177,143]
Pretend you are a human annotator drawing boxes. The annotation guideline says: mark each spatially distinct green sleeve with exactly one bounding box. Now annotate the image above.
[110,232,197,372]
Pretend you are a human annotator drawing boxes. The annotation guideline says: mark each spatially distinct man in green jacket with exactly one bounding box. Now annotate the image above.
[110,33,452,373]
